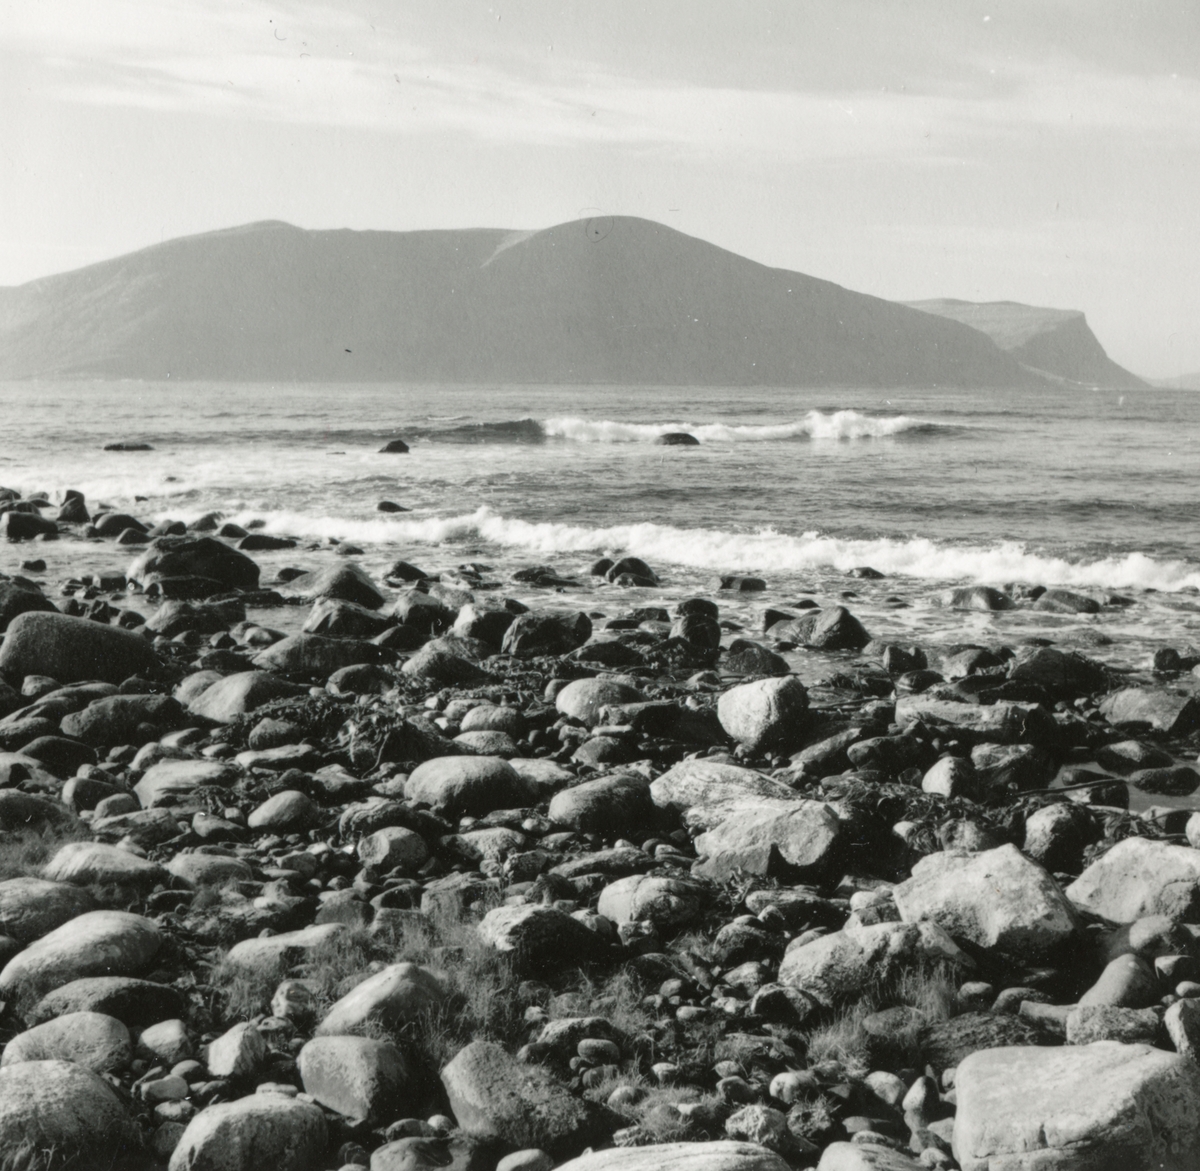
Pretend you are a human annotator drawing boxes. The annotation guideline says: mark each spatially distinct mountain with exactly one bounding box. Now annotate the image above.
[904,299,1145,389]
[0,217,1093,388]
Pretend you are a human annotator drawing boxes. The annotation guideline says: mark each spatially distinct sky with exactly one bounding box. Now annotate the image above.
[2,0,1198,376]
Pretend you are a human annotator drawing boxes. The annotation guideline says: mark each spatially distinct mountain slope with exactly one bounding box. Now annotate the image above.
[0,218,1046,386]
[905,299,1145,389]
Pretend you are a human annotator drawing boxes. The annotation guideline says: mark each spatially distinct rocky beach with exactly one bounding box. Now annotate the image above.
[0,483,1199,1171]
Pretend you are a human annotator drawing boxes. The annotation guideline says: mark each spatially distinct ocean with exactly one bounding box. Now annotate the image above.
[2,379,1200,680]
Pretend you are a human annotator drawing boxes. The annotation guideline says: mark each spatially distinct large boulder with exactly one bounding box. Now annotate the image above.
[548,775,655,836]
[768,605,871,650]
[0,1060,133,1167]
[692,800,843,883]
[298,1035,418,1125]
[400,643,491,686]
[893,845,1078,958]
[316,962,451,1037]
[279,562,386,609]
[716,676,811,754]
[59,694,182,746]
[596,875,708,929]
[168,1093,327,1171]
[502,611,592,657]
[0,1011,131,1072]
[405,756,536,819]
[127,536,260,592]
[0,877,95,944]
[952,1042,1200,1171]
[649,759,798,822]
[1007,646,1108,698]
[440,1040,609,1157]
[1100,688,1200,736]
[0,910,161,998]
[0,612,158,685]
[554,1143,790,1171]
[187,670,307,723]
[1066,838,1200,923]
[303,597,393,639]
[29,977,183,1028]
[778,920,970,1007]
[555,678,645,727]
[895,695,1057,745]
[221,923,348,974]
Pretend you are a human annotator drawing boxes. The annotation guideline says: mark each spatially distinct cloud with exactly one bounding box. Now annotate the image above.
[8,0,1200,164]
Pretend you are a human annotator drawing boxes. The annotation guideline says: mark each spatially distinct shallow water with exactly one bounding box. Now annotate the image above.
[2,380,1200,670]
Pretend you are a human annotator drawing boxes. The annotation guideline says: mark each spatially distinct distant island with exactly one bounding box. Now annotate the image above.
[0,216,1145,388]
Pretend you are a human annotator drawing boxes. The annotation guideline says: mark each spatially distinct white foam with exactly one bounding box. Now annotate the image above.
[540,409,936,443]
[224,505,1200,593]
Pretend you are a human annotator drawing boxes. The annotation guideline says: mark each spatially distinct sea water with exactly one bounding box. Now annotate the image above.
[2,379,1199,675]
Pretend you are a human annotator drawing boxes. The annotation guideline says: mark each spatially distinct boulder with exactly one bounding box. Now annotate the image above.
[1034,588,1101,614]
[0,877,95,943]
[649,758,797,821]
[0,1060,133,1167]
[27,976,183,1028]
[0,1011,131,1072]
[135,758,241,807]
[0,790,68,831]
[768,605,871,650]
[0,910,161,998]
[358,826,430,874]
[405,756,536,819]
[166,853,254,889]
[554,1143,791,1171]
[692,800,843,883]
[502,612,592,656]
[0,612,158,685]
[248,790,320,832]
[895,695,1057,745]
[221,923,349,974]
[440,1040,609,1157]
[0,582,57,632]
[555,678,645,727]
[1007,646,1107,698]
[476,905,604,974]
[1100,688,1200,736]
[1129,765,1200,797]
[43,841,167,888]
[303,597,393,639]
[59,693,182,745]
[893,845,1078,958]
[316,962,451,1037]
[548,775,655,836]
[168,1094,327,1171]
[144,598,244,637]
[919,1012,1052,1072]
[401,644,491,686]
[1066,838,1200,923]
[206,1021,268,1078]
[127,536,260,592]
[280,562,386,609]
[716,676,811,754]
[187,670,307,723]
[596,875,708,929]
[298,1035,418,1124]
[952,1042,1200,1171]
[253,633,380,678]
[778,920,970,1007]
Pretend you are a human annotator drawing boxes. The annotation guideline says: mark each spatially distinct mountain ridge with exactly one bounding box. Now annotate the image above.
[0,217,1136,388]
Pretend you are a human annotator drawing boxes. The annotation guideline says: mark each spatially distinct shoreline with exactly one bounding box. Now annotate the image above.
[1,490,1200,1166]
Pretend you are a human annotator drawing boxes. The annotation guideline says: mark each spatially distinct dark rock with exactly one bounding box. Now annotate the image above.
[127,536,260,593]
[237,533,297,551]
[0,581,58,632]
[768,605,871,650]
[0,612,159,685]
[653,432,700,446]
[380,439,410,453]
[502,612,592,656]
[919,1012,1052,1071]
[606,558,658,585]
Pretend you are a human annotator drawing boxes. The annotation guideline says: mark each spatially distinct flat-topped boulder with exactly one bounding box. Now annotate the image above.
[29,976,183,1027]
[43,841,167,888]
[222,923,348,974]
[1066,837,1200,923]
[596,875,708,929]
[894,844,1079,957]
[1100,687,1200,736]
[649,758,796,817]
[0,910,161,998]
[298,1035,418,1125]
[0,612,158,685]
[477,905,605,973]
[953,1042,1200,1171]
[127,535,260,592]
[135,758,241,807]
[895,694,1057,745]
[253,632,381,677]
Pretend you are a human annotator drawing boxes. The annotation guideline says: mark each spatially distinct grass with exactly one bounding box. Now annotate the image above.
[0,821,90,883]
[801,961,960,1076]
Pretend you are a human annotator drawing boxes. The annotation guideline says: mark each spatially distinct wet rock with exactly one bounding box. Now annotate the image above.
[406,756,536,819]
[304,597,393,639]
[943,586,1014,611]
[722,641,790,676]
[1129,765,1200,797]
[298,1035,418,1125]
[717,675,811,754]
[1100,688,1200,736]
[693,800,843,883]
[0,581,57,632]
[0,612,158,685]
[655,432,700,446]
[441,1039,610,1157]
[128,535,260,592]
[768,605,872,650]
[0,1010,131,1072]
[502,612,592,656]
[0,511,57,540]
[281,562,386,609]
[0,1059,134,1168]
[0,910,161,998]
[1066,838,1200,923]
[1007,645,1107,698]
[168,1093,327,1171]
[1034,588,1101,614]
[952,1042,1200,1171]
[316,963,451,1037]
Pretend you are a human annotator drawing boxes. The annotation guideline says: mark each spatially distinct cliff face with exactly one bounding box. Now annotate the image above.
[0,218,1040,387]
[905,299,1145,389]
